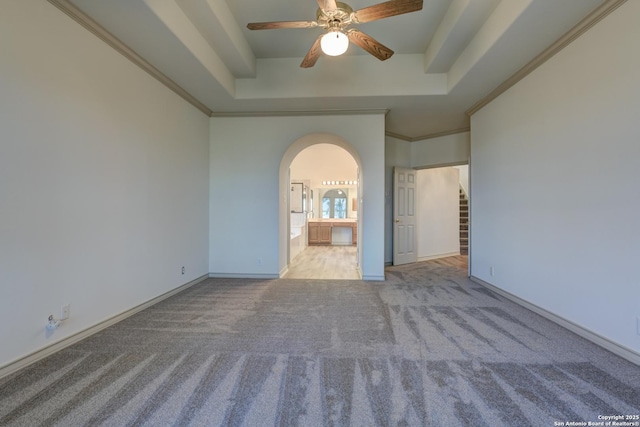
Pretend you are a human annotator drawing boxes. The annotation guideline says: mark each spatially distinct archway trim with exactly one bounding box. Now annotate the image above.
[278,133,364,277]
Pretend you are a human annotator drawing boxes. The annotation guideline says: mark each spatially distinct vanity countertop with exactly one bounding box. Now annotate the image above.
[308,218,357,223]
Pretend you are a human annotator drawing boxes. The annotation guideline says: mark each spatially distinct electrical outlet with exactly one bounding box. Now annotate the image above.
[257,258,263,266]
[46,315,60,331]
[490,266,494,277]
[181,266,185,275]
[61,304,70,320]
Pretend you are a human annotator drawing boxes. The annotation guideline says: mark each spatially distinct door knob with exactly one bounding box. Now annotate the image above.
[395,219,400,223]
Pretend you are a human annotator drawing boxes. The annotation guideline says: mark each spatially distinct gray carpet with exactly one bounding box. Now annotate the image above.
[1,259,639,426]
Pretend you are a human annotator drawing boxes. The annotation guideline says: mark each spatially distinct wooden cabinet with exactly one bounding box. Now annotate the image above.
[308,221,356,245]
[308,223,332,245]
[308,223,318,242]
[319,224,332,244]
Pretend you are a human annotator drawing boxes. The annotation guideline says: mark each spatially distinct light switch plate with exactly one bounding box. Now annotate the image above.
[61,304,70,320]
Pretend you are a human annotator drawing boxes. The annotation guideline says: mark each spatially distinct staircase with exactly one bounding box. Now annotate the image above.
[459,188,469,255]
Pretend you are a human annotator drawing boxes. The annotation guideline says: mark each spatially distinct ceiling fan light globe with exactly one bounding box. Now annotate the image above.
[321,31,349,56]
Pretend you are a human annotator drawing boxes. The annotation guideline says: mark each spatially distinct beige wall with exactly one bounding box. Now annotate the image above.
[211,115,386,280]
[0,2,210,368]
[417,168,460,260]
[470,0,640,358]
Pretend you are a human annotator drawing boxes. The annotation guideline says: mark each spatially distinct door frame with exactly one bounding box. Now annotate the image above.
[279,133,364,278]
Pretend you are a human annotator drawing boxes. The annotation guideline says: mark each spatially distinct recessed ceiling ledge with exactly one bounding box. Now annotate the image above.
[235,55,448,99]
[143,0,236,97]
[211,109,389,118]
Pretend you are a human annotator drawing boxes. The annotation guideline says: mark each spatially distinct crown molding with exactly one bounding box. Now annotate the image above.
[386,127,470,142]
[384,131,412,141]
[466,0,628,117]
[211,109,389,118]
[47,0,213,117]
[48,0,623,133]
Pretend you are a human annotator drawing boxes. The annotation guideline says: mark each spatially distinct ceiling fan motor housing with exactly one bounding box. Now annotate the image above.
[316,2,354,29]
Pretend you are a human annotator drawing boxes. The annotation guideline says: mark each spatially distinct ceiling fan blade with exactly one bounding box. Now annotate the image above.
[347,29,394,61]
[353,0,423,23]
[247,20,317,30]
[317,0,338,12]
[300,36,323,68]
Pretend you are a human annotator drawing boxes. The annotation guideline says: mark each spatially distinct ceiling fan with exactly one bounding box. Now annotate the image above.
[247,0,423,68]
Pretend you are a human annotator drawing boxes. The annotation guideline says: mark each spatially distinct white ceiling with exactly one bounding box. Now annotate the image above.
[290,144,358,189]
[65,0,605,139]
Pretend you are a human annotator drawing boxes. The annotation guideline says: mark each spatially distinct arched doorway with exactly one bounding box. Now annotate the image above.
[278,133,363,279]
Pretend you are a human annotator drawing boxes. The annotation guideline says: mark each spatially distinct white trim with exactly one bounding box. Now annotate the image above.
[362,274,385,281]
[414,161,469,171]
[467,154,471,279]
[417,252,460,263]
[470,276,640,366]
[279,266,289,278]
[209,273,280,279]
[212,109,388,118]
[0,274,209,380]
[386,127,470,142]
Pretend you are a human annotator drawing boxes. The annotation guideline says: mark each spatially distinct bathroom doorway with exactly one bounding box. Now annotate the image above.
[284,143,360,279]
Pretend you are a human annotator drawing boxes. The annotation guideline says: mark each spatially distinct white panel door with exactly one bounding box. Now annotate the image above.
[393,167,417,265]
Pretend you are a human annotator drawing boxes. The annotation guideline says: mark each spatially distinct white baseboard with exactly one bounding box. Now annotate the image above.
[209,272,280,279]
[363,274,385,281]
[279,266,289,278]
[417,252,460,262]
[470,276,640,366]
[0,274,209,380]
